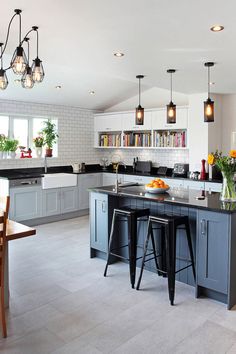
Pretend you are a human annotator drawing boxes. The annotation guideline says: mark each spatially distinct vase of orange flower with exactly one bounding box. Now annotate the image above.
[208,150,236,202]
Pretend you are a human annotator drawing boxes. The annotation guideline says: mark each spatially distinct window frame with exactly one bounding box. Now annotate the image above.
[0,114,59,158]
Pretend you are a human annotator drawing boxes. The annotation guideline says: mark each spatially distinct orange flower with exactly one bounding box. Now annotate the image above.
[230,150,236,158]
[207,154,215,165]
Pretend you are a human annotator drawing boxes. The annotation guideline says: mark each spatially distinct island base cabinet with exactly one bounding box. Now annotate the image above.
[197,210,229,297]
[10,186,42,221]
[90,193,108,256]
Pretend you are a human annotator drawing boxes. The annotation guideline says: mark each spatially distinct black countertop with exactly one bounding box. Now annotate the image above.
[0,164,222,183]
[89,185,236,214]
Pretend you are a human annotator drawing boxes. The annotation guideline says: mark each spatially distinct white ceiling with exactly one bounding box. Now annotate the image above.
[1,0,236,110]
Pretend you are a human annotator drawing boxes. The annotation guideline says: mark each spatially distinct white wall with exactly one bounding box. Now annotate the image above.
[0,99,100,170]
[221,94,236,154]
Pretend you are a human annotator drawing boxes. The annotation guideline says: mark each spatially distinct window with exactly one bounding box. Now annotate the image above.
[13,118,29,148]
[0,116,9,136]
[0,115,58,157]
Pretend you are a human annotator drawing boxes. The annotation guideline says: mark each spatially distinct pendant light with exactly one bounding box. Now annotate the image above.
[31,26,45,83]
[204,62,214,122]
[11,10,27,75]
[0,43,8,90]
[166,69,176,124]
[135,75,144,125]
[0,9,45,90]
[21,38,34,89]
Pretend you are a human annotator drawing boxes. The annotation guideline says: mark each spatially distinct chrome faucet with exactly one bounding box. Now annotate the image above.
[44,156,48,174]
[115,161,126,193]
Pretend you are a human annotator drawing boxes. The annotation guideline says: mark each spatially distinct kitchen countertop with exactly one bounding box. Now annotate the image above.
[0,164,222,183]
[89,185,236,213]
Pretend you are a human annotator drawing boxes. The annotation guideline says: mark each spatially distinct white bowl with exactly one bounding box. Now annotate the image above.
[145,186,170,194]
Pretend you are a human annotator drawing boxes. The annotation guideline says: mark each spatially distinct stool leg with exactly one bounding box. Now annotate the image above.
[104,211,116,277]
[161,226,167,278]
[185,221,196,281]
[136,219,152,290]
[128,214,137,289]
[165,222,176,305]
[150,226,161,275]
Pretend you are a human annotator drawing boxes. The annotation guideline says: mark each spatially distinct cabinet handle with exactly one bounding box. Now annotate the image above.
[102,201,106,213]
[200,219,206,235]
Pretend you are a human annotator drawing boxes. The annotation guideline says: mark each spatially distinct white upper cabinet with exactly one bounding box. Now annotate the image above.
[122,111,152,131]
[94,114,123,132]
[152,107,188,130]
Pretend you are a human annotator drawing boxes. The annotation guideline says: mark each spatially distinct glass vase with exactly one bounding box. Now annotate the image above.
[220,172,236,202]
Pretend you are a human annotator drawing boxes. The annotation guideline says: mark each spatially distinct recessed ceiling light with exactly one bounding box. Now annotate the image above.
[114,52,124,57]
[89,90,95,95]
[210,82,215,85]
[55,85,62,90]
[14,79,21,84]
[210,25,224,32]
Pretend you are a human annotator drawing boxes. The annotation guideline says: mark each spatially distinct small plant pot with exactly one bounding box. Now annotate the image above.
[35,147,43,158]
[45,148,53,157]
[0,151,3,159]
[9,151,16,159]
[3,151,8,159]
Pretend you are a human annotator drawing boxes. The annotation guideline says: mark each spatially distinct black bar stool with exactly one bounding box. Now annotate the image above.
[104,207,150,288]
[136,214,196,305]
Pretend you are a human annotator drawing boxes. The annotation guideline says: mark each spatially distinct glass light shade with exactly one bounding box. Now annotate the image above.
[167,101,176,124]
[135,105,144,125]
[0,69,8,90]
[11,46,27,75]
[32,57,45,83]
[21,66,34,89]
[204,98,214,122]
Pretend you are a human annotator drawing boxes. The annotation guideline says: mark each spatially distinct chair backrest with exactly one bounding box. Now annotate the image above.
[0,196,10,218]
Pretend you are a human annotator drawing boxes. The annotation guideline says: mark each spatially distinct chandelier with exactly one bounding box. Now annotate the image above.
[0,9,45,90]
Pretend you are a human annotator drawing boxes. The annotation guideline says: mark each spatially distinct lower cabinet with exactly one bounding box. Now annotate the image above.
[90,192,108,253]
[42,186,78,217]
[197,210,229,294]
[78,173,102,210]
[10,186,42,221]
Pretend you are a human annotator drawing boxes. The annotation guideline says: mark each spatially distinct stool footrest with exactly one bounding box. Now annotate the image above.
[175,263,194,274]
[109,252,129,261]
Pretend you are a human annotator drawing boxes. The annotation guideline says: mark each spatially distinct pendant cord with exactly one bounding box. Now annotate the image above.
[208,66,210,99]
[0,46,3,69]
[0,13,18,60]
[170,72,173,102]
[19,13,22,43]
[139,78,141,106]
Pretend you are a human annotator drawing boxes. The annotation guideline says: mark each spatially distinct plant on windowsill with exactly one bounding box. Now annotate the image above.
[4,138,19,159]
[41,120,59,157]
[0,134,6,159]
[33,135,44,158]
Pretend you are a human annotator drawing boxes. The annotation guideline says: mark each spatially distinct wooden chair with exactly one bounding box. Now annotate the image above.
[0,196,10,338]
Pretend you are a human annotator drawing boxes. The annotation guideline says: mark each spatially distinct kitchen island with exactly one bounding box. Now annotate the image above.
[89,185,236,309]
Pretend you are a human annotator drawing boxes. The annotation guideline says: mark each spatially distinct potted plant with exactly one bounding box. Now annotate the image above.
[41,120,59,157]
[4,138,19,159]
[33,135,44,158]
[0,134,6,159]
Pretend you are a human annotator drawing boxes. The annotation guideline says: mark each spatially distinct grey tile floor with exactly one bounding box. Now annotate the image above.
[1,216,236,353]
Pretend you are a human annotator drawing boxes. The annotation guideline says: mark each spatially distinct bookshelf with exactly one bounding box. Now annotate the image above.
[98,132,121,147]
[123,131,151,147]
[153,130,187,148]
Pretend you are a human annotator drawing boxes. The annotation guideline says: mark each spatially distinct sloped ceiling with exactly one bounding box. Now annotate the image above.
[1,0,235,110]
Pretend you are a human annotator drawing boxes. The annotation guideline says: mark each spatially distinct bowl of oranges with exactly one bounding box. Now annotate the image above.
[145,178,170,194]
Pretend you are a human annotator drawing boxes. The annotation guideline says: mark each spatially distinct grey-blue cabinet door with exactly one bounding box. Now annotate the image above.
[90,192,108,253]
[61,187,78,213]
[10,186,42,221]
[78,174,102,210]
[42,189,61,216]
[197,210,229,294]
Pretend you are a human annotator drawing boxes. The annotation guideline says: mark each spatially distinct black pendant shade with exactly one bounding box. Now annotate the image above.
[167,69,176,124]
[11,46,27,75]
[32,57,45,83]
[135,75,144,125]
[204,62,214,123]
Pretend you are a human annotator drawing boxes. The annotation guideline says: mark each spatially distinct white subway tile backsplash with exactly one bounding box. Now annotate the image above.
[0,99,189,169]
